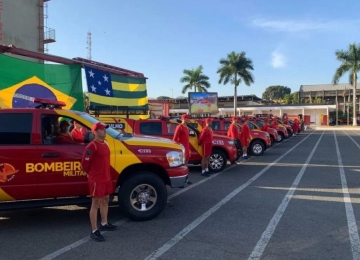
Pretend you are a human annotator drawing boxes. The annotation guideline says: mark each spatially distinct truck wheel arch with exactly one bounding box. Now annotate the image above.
[116,163,170,188]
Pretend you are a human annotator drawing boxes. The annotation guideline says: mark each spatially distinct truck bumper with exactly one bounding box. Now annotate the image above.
[168,165,189,188]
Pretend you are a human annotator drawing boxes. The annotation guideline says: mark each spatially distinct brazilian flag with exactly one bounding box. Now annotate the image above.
[0,54,83,111]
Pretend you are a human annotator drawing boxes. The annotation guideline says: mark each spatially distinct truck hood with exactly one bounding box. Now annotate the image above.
[122,135,182,150]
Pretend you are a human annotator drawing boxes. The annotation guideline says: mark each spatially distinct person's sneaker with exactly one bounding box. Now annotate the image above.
[90,230,105,242]
[99,223,117,231]
[201,172,209,177]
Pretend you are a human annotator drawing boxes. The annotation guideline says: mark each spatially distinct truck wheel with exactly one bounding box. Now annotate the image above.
[209,149,227,173]
[118,172,167,221]
[250,140,264,156]
[277,132,284,142]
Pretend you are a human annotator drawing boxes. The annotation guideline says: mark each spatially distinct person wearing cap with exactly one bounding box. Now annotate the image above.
[240,118,251,159]
[81,122,117,242]
[261,118,269,132]
[54,120,78,144]
[198,118,213,176]
[227,116,240,140]
[173,114,191,167]
[269,118,277,129]
[283,116,289,125]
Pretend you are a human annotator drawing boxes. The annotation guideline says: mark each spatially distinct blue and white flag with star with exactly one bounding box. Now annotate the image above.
[85,66,113,98]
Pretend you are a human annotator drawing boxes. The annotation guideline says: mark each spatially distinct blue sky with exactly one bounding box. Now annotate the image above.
[47,0,360,99]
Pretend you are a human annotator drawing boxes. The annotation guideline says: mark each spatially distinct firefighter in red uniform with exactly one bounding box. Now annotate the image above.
[71,121,87,141]
[173,114,191,165]
[227,116,240,140]
[240,119,251,159]
[81,122,117,242]
[292,119,299,136]
[55,120,82,144]
[261,118,269,132]
[199,118,213,176]
[270,118,277,129]
[283,116,289,125]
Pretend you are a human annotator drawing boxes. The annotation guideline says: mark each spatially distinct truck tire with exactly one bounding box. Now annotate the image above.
[250,140,265,156]
[118,172,167,221]
[277,132,284,142]
[209,149,227,173]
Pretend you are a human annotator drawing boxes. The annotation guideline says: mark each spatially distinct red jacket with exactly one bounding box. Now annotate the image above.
[261,123,268,132]
[173,124,189,149]
[199,126,213,145]
[227,123,239,139]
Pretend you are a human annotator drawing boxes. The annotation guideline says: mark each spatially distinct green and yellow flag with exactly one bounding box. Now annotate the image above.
[84,66,148,111]
[0,54,83,110]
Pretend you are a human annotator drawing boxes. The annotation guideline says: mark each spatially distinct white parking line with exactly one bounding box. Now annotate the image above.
[345,131,360,148]
[247,132,323,260]
[336,131,360,260]
[143,131,316,260]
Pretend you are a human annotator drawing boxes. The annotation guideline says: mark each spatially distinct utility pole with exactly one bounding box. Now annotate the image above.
[87,31,92,60]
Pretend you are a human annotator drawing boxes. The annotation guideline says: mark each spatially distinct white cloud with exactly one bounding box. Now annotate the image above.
[271,49,287,68]
[252,18,360,33]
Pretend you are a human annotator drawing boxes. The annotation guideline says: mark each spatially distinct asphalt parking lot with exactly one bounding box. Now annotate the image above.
[2,130,360,260]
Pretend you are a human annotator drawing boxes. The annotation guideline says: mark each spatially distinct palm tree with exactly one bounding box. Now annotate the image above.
[180,65,211,94]
[332,43,360,126]
[217,51,254,115]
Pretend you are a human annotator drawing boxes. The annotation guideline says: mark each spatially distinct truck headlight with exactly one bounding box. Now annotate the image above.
[166,151,183,167]
[228,140,235,146]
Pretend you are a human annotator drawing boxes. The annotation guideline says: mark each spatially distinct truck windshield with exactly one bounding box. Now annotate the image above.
[78,112,127,139]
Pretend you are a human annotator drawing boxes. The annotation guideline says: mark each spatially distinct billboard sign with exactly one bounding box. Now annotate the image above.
[188,92,218,114]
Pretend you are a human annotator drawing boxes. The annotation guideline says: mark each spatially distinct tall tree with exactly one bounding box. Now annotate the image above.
[180,65,211,94]
[262,85,291,100]
[332,43,360,126]
[290,92,299,104]
[283,94,292,104]
[217,51,254,115]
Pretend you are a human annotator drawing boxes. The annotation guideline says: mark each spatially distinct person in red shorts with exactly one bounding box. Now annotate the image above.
[292,118,299,136]
[240,119,251,159]
[199,118,213,176]
[81,122,117,242]
[173,114,191,166]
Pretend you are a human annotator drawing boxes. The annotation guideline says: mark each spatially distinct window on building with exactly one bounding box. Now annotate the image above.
[0,113,33,145]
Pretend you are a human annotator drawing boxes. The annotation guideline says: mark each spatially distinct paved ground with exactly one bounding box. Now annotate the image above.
[2,130,360,260]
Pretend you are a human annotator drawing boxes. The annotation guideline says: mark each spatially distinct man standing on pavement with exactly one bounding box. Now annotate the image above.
[173,114,191,166]
[240,119,251,159]
[227,116,240,140]
[199,118,213,176]
[173,114,192,185]
[81,122,117,242]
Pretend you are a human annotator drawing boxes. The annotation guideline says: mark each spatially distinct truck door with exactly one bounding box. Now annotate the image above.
[35,112,89,199]
[0,112,40,201]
